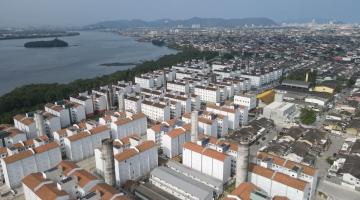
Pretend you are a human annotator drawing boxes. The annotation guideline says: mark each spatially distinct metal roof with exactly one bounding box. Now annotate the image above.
[281,79,310,88]
[166,160,223,190]
[150,166,214,200]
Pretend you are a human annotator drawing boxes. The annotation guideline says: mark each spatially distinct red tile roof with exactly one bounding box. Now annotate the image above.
[33,142,59,154]
[257,152,316,176]
[2,150,34,164]
[57,160,79,176]
[90,183,129,200]
[114,148,138,162]
[183,142,204,154]
[136,141,155,152]
[167,128,185,138]
[72,169,98,188]
[225,182,259,200]
[35,183,69,200]
[202,148,228,162]
[90,125,109,135]
[22,172,45,191]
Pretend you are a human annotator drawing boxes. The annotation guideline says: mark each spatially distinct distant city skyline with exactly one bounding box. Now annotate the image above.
[0,0,360,27]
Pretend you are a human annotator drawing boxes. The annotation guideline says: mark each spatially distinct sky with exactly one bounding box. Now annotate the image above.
[0,0,359,27]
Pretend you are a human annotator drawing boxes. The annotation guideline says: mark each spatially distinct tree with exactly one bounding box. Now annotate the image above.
[286,69,317,83]
[300,108,317,125]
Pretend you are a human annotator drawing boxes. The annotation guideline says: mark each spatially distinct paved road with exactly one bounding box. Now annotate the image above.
[249,129,278,161]
[317,180,360,200]
[315,134,345,177]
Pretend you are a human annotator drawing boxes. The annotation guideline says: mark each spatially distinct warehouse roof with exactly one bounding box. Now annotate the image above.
[281,79,310,89]
[151,166,214,200]
[166,160,223,190]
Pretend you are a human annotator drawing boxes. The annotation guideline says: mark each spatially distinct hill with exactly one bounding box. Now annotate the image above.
[85,17,278,29]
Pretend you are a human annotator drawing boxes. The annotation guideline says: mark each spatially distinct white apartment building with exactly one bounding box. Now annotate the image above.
[110,113,147,139]
[196,136,239,176]
[124,96,142,114]
[164,69,176,82]
[218,86,229,102]
[70,94,94,117]
[63,125,110,161]
[199,111,229,137]
[146,119,190,145]
[164,94,192,114]
[112,81,141,96]
[135,75,155,89]
[240,73,263,88]
[41,112,61,138]
[234,93,257,111]
[14,112,61,139]
[182,113,218,138]
[206,104,248,129]
[114,141,158,186]
[219,83,235,99]
[146,123,164,146]
[212,63,229,71]
[237,78,252,92]
[248,163,311,200]
[256,152,319,199]
[189,94,201,110]
[92,94,107,113]
[175,71,193,80]
[183,142,231,182]
[223,77,251,93]
[172,64,187,72]
[45,101,86,128]
[240,68,282,88]
[0,142,61,188]
[22,161,127,200]
[13,114,37,139]
[45,103,71,128]
[0,125,27,148]
[141,88,164,98]
[263,101,296,125]
[213,69,233,79]
[195,86,220,104]
[67,102,86,124]
[164,100,182,119]
[162,127,190,158]
[0,136,48,183]
[167,81,190,93]
[95,135,142,175]
[141,100,171,122]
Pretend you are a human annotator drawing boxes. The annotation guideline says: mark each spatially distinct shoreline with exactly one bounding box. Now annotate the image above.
[0,31,176,95]
[0,32,80,40]
[0,48,217,124]
[99,62,140,67]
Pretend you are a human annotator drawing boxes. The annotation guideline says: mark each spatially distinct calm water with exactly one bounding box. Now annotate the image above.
[0,31,176,95]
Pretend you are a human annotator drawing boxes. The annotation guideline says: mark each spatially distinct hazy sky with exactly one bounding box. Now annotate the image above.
[1,0,359,27]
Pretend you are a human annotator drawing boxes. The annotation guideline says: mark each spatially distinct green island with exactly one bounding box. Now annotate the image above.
[151,39,166,46]
[24,38,69,48]
[0,48,217,124]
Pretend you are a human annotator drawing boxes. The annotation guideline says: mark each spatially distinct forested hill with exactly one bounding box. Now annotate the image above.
[0,48,217,124]
[86,17,278,29]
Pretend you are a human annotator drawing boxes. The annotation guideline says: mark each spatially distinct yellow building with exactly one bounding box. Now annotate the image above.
[256,90,275,105]
[313,85,335,94]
